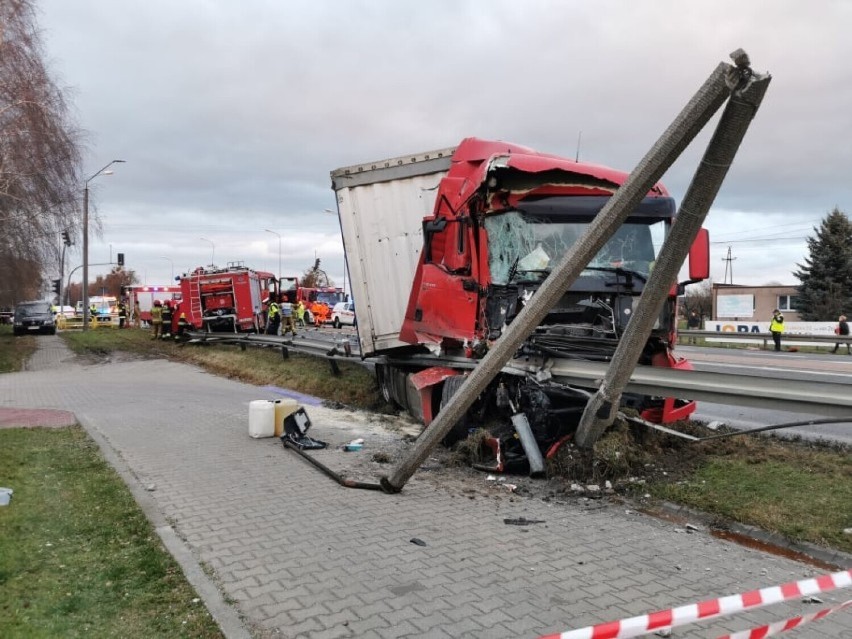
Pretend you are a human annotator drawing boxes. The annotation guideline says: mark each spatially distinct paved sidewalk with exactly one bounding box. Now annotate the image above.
[1,336,849,638]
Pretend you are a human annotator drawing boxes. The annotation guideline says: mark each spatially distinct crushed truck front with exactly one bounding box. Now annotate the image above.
[331,138,706,457]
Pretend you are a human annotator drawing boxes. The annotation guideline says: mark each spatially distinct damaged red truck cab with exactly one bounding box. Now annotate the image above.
[332,138,709,450]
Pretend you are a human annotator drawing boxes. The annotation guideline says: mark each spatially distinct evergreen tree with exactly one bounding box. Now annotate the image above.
[793,208,852,320]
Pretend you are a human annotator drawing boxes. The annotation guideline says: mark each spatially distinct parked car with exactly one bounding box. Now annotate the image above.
[13,300,56,336]
[330,301,356,328]
[56,305,76,318]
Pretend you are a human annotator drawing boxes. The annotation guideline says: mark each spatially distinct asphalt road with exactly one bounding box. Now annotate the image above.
[679,345,852,445]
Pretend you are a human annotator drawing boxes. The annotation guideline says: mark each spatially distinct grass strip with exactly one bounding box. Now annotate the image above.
[649,439,852,553]
[61,328,386,410]
[0,426,224,638]
[0,325,37,373]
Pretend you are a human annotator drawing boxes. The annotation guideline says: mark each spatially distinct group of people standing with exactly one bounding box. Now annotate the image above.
[264,294,304,336]
[768,309,850,354]
[148,299,191,340]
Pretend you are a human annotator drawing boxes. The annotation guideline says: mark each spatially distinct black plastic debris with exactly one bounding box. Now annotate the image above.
[409,538,427,546]
[503,517,545,526]
[281,408,327,450]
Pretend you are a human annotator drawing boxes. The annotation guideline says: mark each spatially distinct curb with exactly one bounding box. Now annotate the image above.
[77,412,252,639]
[649,499,852,570]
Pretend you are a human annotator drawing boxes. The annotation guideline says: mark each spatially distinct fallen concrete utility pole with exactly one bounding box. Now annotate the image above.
[380,54,737,494]
[575,50,771,448]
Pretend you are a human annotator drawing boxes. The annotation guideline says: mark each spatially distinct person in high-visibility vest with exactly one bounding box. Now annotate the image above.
[151,300,164,340]
[310,301,330,325]
[769,308,784,352]
[265,296,280,335]
[296,300,306,327]
[280,294,296,336]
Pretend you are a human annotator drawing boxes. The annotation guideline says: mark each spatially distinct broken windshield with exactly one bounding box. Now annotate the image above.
[485,209,664,285]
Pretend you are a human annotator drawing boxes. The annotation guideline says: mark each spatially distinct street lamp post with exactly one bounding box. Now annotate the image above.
[264,229,281,281]
[200,237,214,268]
[160,256,174,282]
[83,159,126,331]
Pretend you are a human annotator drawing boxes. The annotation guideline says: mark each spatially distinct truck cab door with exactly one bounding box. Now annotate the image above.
[408,216,480,343]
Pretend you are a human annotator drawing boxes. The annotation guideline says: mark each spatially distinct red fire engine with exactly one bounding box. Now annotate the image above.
[124,285,182,323]
[175,262,277,333]
[279,277,346,324]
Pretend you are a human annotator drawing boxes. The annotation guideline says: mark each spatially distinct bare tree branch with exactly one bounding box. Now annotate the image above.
[0,0,84,305]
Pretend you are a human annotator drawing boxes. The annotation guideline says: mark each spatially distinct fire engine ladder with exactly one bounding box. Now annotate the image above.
[189,275,203,319]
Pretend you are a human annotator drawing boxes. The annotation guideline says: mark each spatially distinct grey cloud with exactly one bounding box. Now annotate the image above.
[39,0,851,286]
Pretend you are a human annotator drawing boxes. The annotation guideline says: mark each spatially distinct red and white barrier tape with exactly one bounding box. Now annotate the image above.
[717,599,852,639]
[539,569,852,639]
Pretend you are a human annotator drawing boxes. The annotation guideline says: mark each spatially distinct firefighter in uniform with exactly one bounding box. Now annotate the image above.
[280,294,296,336]
[296,300,306,327]
[265,296,280,335]
[132,300,142,329]
[89,302,98,323]
[161,300,174,338]
[175,312,191,341]
[151,300,163,339]
[118,299,127,329]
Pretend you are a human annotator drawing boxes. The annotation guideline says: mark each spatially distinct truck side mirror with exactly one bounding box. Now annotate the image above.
[423,217,449,263]
[688,228,710,281]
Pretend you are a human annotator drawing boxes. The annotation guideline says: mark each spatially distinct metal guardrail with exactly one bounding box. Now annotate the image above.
[534,358,852,418]
[185,331,357,362]
[680,329,852,349]
[184,331,852,419]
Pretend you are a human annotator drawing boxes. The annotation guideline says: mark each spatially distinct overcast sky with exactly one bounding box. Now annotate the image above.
[38,0,852,290]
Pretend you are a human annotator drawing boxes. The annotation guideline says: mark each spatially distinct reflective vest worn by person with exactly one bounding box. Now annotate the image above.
[310,301,329,324]
[769,309,784,352]
[280,297,296,335]
[769,311,784,333]
[265,298,280,335]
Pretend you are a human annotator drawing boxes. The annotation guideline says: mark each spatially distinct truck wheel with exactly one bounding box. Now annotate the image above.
[376,364,394,404]
[333,317,341,329]
[439,375,471,446]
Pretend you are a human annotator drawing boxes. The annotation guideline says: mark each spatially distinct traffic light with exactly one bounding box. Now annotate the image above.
[51,279,61,295]
[117,252,125,266]
[61,230,71,246]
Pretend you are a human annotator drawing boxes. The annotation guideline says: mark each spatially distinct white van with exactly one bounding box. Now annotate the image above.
[330,301,356,328]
